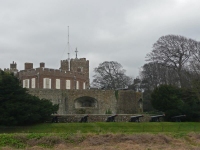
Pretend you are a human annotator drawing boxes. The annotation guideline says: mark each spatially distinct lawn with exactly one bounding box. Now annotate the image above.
[0,122,200,149]
[1,122,200,134]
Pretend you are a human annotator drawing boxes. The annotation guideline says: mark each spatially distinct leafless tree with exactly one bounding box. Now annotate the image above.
[146,35,198,87]
[92,61,133,89]
[139,62,179,91]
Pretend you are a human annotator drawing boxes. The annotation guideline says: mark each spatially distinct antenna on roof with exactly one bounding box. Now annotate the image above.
[75,47,78,59]
[68,26,70,71]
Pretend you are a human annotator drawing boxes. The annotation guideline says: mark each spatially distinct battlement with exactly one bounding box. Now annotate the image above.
[7,58,90,90]
[19,67,86,79]
[10,61,17,69]
[71,58,88,61]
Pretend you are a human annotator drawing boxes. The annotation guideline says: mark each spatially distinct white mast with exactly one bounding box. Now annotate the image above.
[68,26,70,71]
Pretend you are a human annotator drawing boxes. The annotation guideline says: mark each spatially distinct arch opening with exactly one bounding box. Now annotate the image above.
[75,96,97,108]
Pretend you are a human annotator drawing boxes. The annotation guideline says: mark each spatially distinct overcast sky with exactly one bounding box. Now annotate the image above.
[1,0,200,81]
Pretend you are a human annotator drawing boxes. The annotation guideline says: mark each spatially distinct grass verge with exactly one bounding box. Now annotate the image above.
[0,122,200,134]
[0,122,200,149]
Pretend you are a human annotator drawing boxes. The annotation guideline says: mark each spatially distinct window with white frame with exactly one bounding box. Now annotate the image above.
[66,80,71,89]
[56,79,60,89]
[23,79,29,88]
[31,78,35,88]
[43,78,51,89]
[83,82,86,89]
[76,81,79,89]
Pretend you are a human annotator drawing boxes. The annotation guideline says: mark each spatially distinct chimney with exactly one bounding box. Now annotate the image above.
[40,62,45,68]
[24,63,33,70]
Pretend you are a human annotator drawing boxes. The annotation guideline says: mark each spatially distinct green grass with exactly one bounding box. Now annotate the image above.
[0,122,200,134]
[0,122,200,149]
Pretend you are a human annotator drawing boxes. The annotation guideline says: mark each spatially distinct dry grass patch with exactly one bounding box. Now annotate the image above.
[2,133,200,150]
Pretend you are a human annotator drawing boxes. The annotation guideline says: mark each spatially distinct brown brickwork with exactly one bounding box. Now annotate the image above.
[24,63,33,70]
[40,62,45,68]
[17,58,89,90]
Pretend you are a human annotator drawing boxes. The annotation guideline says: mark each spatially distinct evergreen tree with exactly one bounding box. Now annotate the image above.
[151,84,200,121]
[0,71,58,126]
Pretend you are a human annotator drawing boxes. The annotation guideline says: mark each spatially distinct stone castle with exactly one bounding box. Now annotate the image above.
[3,55,143,115]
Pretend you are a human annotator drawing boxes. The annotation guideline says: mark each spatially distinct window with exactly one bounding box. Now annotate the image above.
[77,67,83,72]
[76,81,79,89]
[31,78,35,88]
[66,80,71,89]
[23,79,29,88]
[83,82,86,89]
[43,78,51,89]
[56,79,60,89]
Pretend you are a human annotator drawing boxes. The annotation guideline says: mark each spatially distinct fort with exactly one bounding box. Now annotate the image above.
[28,89,143,115]
[3,54,143,115]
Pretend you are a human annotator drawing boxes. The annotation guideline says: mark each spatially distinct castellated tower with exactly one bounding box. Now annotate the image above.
[60,58,89,88]
[10,61,17,71]
[70,58,89,88]
[4,61,18,75]
[60,60,69,71]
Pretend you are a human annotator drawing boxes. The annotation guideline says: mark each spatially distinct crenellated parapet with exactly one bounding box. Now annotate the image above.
[19,67,87,80]
[15,57,90,90]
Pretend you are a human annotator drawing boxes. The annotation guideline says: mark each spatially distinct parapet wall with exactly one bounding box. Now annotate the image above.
[28,89,142,115]
[19,68,86,79]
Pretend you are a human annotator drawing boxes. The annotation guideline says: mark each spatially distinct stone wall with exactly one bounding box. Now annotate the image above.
[50,114,152,123]
[28,89,142,115]
[117,90,143,114]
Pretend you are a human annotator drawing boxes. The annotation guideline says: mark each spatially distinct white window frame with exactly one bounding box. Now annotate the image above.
[83,82,86,89]
[56,79,60,89]
[43,78,51,89]
[23,79,29,88]
[76,81,79,89]
[31,78,35,88]
[66,80,71,89]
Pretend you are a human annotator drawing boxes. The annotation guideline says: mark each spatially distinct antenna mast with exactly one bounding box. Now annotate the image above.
[68,26,70,71]
[75,47,78,59]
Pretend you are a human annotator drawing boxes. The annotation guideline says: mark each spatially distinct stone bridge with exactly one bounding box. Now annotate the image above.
[28,89,143,114]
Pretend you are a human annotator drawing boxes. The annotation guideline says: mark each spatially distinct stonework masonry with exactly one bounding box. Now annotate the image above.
[28,89,143,115]
[50,114,152,123]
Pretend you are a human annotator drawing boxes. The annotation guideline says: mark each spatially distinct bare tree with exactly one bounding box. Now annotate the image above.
[146,35,198,87]
[92,61,132,89]
[139,62,179,91]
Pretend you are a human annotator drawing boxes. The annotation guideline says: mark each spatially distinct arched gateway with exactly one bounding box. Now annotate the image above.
[74,96,98,114]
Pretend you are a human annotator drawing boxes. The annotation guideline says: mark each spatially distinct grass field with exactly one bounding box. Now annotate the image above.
[0,122,200,149]
[1,122,200,134]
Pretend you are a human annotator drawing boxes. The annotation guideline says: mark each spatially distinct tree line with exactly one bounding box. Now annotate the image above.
[92,35,200,121]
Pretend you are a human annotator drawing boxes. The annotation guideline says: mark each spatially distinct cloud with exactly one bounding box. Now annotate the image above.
[1,0,200,82]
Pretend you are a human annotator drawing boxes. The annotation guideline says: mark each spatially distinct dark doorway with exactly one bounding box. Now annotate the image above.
[75,96,97,108]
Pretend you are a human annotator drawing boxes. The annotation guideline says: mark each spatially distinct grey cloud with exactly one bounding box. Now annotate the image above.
[1,0,200,81]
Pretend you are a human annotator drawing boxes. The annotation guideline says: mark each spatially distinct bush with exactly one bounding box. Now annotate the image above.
[0,71,59,126]
[151,84,200,121]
